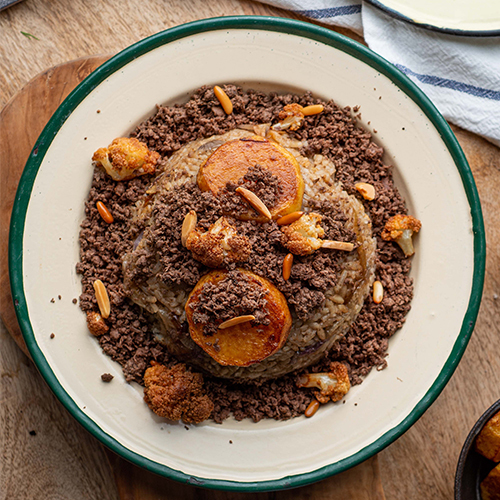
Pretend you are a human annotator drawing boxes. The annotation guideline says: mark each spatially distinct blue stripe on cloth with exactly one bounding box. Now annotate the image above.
[394,63,500,102]
[295,5,362,19]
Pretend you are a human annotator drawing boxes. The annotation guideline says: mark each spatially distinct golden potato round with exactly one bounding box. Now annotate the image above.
[197,136,304,221]
[185,269,292,367]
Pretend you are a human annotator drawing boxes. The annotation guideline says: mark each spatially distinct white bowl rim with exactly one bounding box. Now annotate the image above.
[9,16,485,492]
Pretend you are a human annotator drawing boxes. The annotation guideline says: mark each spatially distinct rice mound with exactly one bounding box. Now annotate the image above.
[123,127,376,381]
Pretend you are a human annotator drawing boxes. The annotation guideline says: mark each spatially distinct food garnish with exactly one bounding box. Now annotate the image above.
[213,85,233,115]
[186,216,251,267]
[281,212,325,256]
[372,280,384,304]
[86,311,109,337]
[282,253,293,281]
[381,214,422,257]
[355,182,376,201]
[92,279,110,319]
[235,186,272,221]
[273,103,324,132]
[143,362,213,424]
[297,362,351,404]
[304,399,320,418]
[92,137,159,181]
[273,103,305,131]
[321,240,355,251]
[302,104,324,116]
[181,210,197,247]
[218,315,256,329]
[276,211,304,226]
[96,201,114,224]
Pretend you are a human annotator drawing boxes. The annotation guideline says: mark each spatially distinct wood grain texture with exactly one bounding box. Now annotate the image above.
[1,0,499,499]
[0,55,110,357]
[378,127,500,498]
[108,453,386,500]
[0,323,120,500]
[0,53,386,500]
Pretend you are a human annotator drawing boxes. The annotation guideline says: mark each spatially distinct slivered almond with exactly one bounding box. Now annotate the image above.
[276,211,304,226]
[302,104,324,116]
[235,186,272,221]
[305,399,320,418]
[93,279,110,319]
[321,240,354,251]
[283,253,293,281]
[373,280,384,304]
[96,201,114,223]
[181,210,197,247]
[218,315,256,330]
[214,85,233,115]
[355,182,376,201]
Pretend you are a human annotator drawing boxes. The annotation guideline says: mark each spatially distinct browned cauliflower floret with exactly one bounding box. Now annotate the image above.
[381,214,422,257]
[86,311,109,337]
[92,137,160,181]
[297,362,350,404]
[281,212,324,256]
[272,103,305,131]
[143,362,213,424]
[186,216,251,267]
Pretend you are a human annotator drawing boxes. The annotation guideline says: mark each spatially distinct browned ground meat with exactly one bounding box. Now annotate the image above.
[77,85,413,422]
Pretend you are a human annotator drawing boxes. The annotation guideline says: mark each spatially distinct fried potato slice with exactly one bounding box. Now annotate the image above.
[476,410,500,462]
[481,462,500,500]
[197,136,304,221]
[185,269,292,367]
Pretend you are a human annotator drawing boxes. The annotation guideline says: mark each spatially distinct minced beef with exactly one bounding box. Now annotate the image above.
[77,85,414,420]
[130,180,353,321]
[221,164,282,219]
[190,270,270,337]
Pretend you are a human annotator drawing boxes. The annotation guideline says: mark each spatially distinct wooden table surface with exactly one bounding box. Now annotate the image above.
[1,1,499,499]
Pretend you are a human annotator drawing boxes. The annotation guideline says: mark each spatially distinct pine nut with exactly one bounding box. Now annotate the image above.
[276,211,304,226]
[322,240,354,251]
[355,182,376,201]
[214,85,233,115]
[302,104,324,116]
[96,201,114,223]
[218,315,255,329]
[283,253,293,280]
[93,279,111,319]
[305,399,320,418]
[373,280,384,304]
[181,210,197,247]
[235,187,272,221]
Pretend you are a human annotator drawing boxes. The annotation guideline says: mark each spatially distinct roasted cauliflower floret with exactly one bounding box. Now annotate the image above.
[86,311,109,337]
[143,362,213,424]
[297,362,351,404]
[281,212,325,256]
[92,137,160,181]
[381,214,422,257]
[272,103,305,132]
[186,216,251,267]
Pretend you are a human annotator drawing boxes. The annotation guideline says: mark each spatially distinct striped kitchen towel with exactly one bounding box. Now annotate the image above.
[262,0,500,147]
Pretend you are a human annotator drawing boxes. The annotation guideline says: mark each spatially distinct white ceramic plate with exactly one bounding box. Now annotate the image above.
[9,17,485,491]
[366,0,500,35]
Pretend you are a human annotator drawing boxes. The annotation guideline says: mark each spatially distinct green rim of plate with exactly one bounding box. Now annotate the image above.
[9,16,485,492]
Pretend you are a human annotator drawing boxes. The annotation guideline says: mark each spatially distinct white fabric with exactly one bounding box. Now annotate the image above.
[262,0,500,146]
